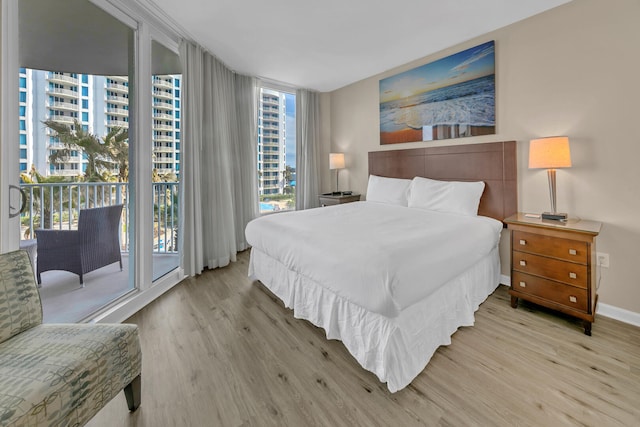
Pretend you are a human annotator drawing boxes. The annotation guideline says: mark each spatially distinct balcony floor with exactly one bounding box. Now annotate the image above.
[38,253,179,323]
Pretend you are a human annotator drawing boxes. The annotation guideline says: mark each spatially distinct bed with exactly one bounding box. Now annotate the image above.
[246,141,517,392]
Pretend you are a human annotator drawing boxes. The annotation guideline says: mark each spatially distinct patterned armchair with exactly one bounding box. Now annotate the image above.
[0,250,141,426]
[36,204,124,286]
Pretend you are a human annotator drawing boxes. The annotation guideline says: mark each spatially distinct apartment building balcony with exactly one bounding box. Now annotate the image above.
[154,134,174,142]
[153,168,174,175]
[107,107,129,117]
[47,73,79,85]
[50,116,76,124]
[153,112,173,120]
[153,100,173,110]
[107,82,129,93]
[48,87,79,98]
[153,146,174,153]
[19,181,179,323]
[107,119,129,128]
[153,78,173,89]
[153,89,173,99]
[49,101,79,111]
[49,169,81,177]
[106,95,129,105]
[153,123,173,131]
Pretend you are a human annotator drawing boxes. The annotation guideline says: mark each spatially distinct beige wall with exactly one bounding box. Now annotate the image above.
[324,0,640,315]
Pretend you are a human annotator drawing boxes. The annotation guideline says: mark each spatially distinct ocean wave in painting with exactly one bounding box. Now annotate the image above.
[380,75,495,133]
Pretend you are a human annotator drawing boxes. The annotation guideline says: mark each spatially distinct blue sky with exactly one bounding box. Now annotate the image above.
[285,93,296,168]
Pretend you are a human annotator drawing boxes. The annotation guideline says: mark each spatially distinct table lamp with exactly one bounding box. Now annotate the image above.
[329,153,345,194]
[529,136,572,220]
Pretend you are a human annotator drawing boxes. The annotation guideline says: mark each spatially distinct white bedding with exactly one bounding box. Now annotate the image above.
[245,201,503,392]
[245,202,502,318]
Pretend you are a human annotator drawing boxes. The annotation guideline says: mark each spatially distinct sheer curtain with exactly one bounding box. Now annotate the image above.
[179,40,258,276]
[295,89,321,210]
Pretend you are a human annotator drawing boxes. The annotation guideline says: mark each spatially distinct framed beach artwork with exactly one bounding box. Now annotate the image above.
[379,40,495,144]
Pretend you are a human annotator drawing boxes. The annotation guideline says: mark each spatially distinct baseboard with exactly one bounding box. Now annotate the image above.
[500,274,510,286]
[596,303,640,327]
[498,274,640,328]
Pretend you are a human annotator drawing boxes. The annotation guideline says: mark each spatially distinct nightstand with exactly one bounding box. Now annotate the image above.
[504,213,602,335]
[318,193,361,207]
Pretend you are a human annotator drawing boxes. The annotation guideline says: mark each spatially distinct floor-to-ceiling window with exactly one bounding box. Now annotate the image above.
[1,0,184,323]
[16,0,136,322]
[258,87,296,214]
[151,39,181,281]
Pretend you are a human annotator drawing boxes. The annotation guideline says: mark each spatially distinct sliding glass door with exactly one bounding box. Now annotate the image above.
[11,0,137,322]
[151,39,181,281]
[1,0,184,322]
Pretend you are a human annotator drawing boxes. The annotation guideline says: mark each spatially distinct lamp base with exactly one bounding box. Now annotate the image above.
[541,212,568,221]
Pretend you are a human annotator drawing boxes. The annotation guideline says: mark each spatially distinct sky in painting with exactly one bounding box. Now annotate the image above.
[379,41,495,104]
[285,93,296,168]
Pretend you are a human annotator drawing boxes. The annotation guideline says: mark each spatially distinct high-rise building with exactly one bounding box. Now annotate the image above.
[19,70,181,178]
[258,88,286,195]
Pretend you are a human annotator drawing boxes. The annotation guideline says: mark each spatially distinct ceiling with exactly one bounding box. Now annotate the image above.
[146,0,571,92]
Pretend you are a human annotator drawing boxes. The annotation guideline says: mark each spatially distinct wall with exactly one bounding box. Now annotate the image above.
[325,0,640,316]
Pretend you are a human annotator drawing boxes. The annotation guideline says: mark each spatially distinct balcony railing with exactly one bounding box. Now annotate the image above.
[19,182,179,254]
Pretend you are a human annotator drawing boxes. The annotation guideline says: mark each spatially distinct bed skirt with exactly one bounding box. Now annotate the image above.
[248,245,500,393]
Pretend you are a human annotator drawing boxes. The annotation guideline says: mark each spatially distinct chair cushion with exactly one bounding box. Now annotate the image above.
[0,323,141,426]
[0,251,42,344]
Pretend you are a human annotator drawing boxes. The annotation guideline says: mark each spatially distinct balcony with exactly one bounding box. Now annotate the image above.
[19,181,179,322]
[48,87,79,98]
[154,135,174,142]
[49,101,79,111]
[153,100,173,110]
[153,112,173,120]
[153,78,173,89]
[107,119,129,128]
[50,116,76,124]
[107,82,129,93]
[48,73,78,85]
[153,89,173,100]
[107,107,129,117]
[106,95,129,105]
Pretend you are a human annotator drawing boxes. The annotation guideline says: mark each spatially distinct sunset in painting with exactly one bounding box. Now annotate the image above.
[379,41,495,144]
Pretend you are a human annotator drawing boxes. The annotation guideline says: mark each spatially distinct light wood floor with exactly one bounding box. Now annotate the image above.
[87,250,640,427]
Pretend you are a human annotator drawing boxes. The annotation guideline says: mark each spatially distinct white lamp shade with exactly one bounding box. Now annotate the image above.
[329,153,345,170]
[529,136,572,169]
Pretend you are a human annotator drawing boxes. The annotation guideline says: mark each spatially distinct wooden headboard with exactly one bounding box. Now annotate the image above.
[368,141,517,221]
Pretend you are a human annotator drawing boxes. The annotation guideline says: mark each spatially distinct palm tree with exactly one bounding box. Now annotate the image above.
[102,126,129,182]
[44,119,113,182]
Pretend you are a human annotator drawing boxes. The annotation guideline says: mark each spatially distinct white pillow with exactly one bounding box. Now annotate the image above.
[366,175,412,206]
[408,177,485,216]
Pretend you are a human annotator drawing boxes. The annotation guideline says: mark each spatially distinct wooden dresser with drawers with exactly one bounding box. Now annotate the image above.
[504,213,602,335]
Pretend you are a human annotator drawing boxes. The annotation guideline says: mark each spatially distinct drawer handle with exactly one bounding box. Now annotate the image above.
[568,249,577,256]
[519,260,527,267]
[519,281,526,288]
[519,239,526,246]
[569,295,577,303]
[569,272,577,279]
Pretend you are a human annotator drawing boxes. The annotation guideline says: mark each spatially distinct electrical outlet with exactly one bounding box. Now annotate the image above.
[597,252,610,268]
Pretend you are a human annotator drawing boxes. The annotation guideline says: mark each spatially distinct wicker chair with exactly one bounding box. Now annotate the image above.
[36,204,124,286]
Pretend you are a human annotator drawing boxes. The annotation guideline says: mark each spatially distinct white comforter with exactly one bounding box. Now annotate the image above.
[245,202,502,318]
